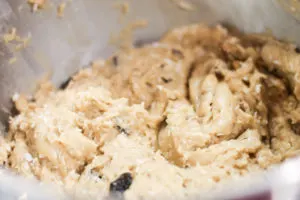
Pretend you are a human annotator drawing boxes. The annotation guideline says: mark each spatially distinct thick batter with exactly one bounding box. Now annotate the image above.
[2,24,300,199]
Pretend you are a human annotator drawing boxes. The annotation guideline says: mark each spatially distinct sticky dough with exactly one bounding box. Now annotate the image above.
[3,24,300,199]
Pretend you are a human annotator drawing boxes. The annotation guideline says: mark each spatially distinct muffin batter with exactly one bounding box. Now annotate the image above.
[1,24,300,199]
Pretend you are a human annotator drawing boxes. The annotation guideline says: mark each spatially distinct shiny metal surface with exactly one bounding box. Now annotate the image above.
[0,0,300,199]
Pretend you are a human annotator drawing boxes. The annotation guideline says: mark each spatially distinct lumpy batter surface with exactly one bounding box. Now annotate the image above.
[2,24,300,199]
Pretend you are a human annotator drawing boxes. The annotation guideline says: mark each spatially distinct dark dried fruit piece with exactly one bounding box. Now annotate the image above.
[289,121,300,135]
[109,172,133,193]
[112,56,119,66]
[214,71,224,81]
[242,79,250,87]
[160,64,165,68]
[59,77,72,89]
[146,82,153,87]
[171,48,184,59]
[161,77,173,83]
[116,125,129,135]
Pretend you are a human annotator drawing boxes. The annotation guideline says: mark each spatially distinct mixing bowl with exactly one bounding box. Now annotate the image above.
[1,0,300,199]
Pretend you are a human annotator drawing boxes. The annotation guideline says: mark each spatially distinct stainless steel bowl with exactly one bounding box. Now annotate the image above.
[1,0,300,199]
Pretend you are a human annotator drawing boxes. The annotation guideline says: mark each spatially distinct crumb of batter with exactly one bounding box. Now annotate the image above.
[4,24,300,199]
[57,3,66,18]
[110,20,148,49]
[3,28,17,43]
[170,0,195,11]
[113,2,129,15]
[28,0,46,12]
[8,57,17,65]
[0,136,11,166]
[3,28,31,52]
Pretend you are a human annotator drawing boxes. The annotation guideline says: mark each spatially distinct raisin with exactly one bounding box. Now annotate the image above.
[214,71,224,81]
[146,82,152,87]
[295,47,300,53]
[249,153,256,159]
[116,125,128,135]
[112,56,119,66]
[109,173,133,193]
[59,77,72,89]
[161,77,173,83]
[242,79,250,87]
[171,48,184,59]
[289,121,300,135]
